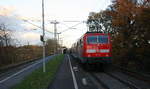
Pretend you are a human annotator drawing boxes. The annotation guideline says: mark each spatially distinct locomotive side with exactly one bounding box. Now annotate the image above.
[71,32,112,66]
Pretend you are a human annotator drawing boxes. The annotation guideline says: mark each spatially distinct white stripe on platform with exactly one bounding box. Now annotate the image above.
[68,55,79,89]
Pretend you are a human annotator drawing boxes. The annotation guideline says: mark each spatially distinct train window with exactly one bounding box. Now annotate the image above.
[98,35,108,44]
[87,36,97,44]
[87,35,109,44]
[81,38,84,46]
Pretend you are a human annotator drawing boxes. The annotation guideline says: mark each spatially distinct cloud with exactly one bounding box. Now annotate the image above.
[21,23,39,30]
[22,32,40,41]
[0,6,24,31]
[16,32,41,45]
[0,6,16,16]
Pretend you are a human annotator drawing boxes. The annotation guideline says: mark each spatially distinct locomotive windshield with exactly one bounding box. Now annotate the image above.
[87,36,97,44]
[98,35,108,44]
[87,35,108,44]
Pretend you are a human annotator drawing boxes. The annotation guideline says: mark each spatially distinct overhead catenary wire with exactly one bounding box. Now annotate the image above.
[23,20,54,34]
[23,19,87,38]
[23,19,86,34]
[60,21,84,33]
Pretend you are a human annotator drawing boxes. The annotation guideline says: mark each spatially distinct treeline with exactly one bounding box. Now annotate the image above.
[0,23,59,68]
[87,0,150,72]
[0,40,59,68]
[0,45,43,67]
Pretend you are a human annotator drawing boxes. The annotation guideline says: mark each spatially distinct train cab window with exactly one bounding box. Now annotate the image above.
[80,38,84,46]
[87,36,97,44]
[98,35,108,44]
[87,35,109,44]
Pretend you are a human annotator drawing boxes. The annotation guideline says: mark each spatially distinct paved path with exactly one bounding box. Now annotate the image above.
[48,54,98,89]
[0,55,55,89]
[48,55,75,89]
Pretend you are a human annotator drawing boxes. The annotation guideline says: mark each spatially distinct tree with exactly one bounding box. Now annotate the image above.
[0,22,14,66]
[0,23,12,47]
[45,39,59,55]
[87,0,150,71]
[109,0,150,70]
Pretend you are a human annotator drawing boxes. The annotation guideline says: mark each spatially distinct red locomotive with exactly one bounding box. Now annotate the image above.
[71,32,112,68]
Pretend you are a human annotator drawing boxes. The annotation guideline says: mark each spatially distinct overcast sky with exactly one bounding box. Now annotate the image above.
[0,0,111,47]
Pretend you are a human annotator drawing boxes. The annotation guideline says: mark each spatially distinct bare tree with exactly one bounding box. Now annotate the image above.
[0,23,12,47]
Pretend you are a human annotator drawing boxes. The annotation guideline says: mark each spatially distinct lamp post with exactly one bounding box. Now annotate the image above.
[42,0,46,72]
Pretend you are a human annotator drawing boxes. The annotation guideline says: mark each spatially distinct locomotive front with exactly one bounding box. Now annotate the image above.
[81,32,112,64]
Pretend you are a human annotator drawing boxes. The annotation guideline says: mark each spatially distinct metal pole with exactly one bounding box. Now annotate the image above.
[51,20,59,53]
[58,33,59,52]
[54,21,57,53]
[54,21,57,40]
[42,0,46,72]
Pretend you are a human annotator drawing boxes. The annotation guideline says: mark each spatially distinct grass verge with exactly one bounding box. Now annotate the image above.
[12,54,64,89]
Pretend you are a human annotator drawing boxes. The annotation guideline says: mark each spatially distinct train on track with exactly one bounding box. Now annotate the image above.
[70,32,112,68]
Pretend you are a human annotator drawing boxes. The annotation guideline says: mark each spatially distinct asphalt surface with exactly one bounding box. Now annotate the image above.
[48,54,99,89]
[0,55,55,89]
[49,54,150,89]
[48,55,74,89]
[2,54,149,89]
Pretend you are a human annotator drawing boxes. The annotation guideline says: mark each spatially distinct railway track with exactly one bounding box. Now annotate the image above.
[90,73,111,89]
[113,65,150,84]
[105,72,140,89]
[87,69,150,89]
[70,55,150,89]
[89,72,139,89]
[83,65,150,89]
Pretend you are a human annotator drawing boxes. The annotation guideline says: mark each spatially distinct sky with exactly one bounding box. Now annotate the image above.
[0,0,112,47]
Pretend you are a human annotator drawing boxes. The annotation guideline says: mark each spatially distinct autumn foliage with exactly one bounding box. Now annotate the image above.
[88,0,150,72]
[0,45,43,67]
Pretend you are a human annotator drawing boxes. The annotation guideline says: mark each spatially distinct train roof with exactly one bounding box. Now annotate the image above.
[86,31,103,33]
[85,31,110,35]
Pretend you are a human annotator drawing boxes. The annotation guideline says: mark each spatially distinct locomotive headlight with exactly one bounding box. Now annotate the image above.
[86,49,96,53]
[100,49,110,53]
